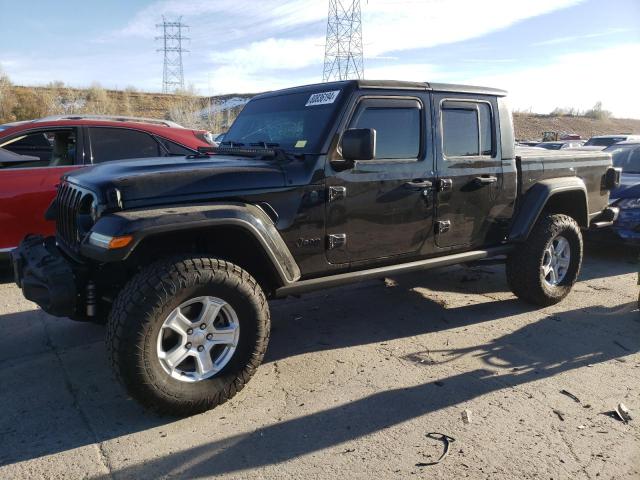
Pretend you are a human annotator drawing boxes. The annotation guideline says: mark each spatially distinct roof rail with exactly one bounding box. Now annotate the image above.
[34,114,185,129]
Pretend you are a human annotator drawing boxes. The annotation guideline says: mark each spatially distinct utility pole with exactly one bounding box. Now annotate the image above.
[156,16,189,93]
[322,0,364,82]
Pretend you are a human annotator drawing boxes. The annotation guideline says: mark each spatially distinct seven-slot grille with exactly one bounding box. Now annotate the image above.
[56,182,90,250]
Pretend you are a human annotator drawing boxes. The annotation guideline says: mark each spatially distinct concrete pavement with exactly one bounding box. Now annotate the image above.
[0,246,638,479]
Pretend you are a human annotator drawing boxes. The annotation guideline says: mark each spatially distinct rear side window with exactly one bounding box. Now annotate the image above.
[479,103,493,155]
[442,108,479,157]
[351,107,420,159]
[89,128,161,163]
[442,101,494,157]
[158,137,194,155]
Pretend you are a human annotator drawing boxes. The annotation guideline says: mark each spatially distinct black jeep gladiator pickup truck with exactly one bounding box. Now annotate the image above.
[12,80,620,415]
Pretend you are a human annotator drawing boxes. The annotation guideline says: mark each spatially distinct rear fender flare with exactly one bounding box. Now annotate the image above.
[508,177,588,242]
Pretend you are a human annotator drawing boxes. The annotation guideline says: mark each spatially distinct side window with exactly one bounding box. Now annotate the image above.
[157,137,195,156]
[0,129,77,168]
[89,128,161,163]
[479,103,493,156]
[442,101,494,157]
[442,108,479,157]
[628,148,640,171]
[351,107,420,159]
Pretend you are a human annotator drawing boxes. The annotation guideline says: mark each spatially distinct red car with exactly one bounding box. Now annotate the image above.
[0,115,214,252]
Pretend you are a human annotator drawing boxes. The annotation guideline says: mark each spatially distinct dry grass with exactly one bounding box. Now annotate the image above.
[1,82,248,132]
[2,79,639,139]
[513,112,640,141]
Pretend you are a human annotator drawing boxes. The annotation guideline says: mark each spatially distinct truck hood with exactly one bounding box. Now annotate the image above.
[64,155,287,203]
[611,172,640,201]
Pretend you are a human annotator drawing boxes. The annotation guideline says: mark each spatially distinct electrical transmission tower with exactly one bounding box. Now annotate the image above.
[156,16,189,93]
[322,0,364,82]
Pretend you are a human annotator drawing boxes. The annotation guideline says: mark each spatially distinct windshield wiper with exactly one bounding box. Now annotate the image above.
[192,145,296,162]
[249,141,281,148]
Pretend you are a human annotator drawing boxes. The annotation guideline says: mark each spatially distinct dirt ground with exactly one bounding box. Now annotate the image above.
[0,246,638,480]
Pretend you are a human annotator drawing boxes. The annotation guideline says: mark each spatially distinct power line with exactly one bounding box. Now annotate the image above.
[156,16,189,93]
[322,0,364,82]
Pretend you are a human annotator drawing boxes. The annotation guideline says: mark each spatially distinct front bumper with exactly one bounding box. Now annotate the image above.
[612,206,640,244]
[11,235,81,318]
[587,206,640,246]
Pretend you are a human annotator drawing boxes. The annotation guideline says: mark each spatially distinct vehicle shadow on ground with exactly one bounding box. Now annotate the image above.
[90,297,638,479]
[0,255,638,476]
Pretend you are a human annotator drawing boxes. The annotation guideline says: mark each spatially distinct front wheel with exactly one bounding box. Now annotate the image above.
[506,213,583,306]
[106,256,270,416]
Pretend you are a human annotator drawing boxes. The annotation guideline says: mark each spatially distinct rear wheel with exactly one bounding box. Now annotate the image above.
[506,213,583,306]
[106,256,270,416]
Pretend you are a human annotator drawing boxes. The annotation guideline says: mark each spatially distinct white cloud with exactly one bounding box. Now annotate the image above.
[8,0,638,119]
[212,36,326,71]
[178,0,586,95]
[361,0,585,57]
[532,28,631,46]
[115,0,326,39]
[462,43,640,118]
[114,0,586,53]
[193,64,318,94]
[363,62,441,82]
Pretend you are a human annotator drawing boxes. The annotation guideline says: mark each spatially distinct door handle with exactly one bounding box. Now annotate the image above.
[474,176,498,185]
[404,179,433,190]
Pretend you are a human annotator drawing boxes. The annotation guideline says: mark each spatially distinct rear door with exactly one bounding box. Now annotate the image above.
[433,94,504,249]
[87,127,164,163]
[0,127,83,250]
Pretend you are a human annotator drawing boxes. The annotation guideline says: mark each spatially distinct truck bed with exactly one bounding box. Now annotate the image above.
[515,146,612,219]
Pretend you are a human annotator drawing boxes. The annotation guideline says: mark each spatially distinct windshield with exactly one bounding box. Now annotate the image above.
[223,90,342,153]
[609,145,640,173]
[584,137,625,147]
[539,143,563,150]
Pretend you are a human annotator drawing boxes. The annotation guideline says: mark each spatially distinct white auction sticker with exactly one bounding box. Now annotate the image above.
[305,90,340,107]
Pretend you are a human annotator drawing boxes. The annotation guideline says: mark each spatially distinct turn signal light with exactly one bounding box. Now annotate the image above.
[108,235,133,249]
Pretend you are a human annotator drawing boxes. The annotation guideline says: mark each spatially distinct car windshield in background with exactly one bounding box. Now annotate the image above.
[609,145,640,173]
[539,143,563,150]
[223,90,342,153]
[584,137,625,147]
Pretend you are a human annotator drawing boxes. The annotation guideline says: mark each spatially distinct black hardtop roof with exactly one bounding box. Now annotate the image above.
[253,79,507,100]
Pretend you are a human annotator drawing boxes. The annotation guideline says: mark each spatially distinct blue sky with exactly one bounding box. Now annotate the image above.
[1,0,639,117]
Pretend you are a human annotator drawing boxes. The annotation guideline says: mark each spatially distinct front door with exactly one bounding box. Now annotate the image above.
[326,96,434,264]
[433,94,504,249]
[0,127,82,249]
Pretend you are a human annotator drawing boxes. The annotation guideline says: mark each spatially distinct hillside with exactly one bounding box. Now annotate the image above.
[3,84,640,139]
[513,112,640,141]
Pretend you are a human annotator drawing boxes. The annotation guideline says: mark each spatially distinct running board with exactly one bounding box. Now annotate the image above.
[274,245,513,298]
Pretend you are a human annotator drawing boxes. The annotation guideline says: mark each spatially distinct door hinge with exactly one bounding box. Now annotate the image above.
[328,186,347,202]
[437,178,453,192]
[435,220,451,234]
[328,233,347,249]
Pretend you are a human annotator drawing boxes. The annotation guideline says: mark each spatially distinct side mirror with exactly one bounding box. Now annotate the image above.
[341,128,376,161]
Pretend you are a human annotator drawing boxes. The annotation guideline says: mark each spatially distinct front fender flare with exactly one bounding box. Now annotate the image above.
[80,202,301,285]
[508,177,588,242]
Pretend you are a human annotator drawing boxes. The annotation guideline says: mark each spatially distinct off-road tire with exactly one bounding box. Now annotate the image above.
[506,213,583,306]
[106,256,270,416]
